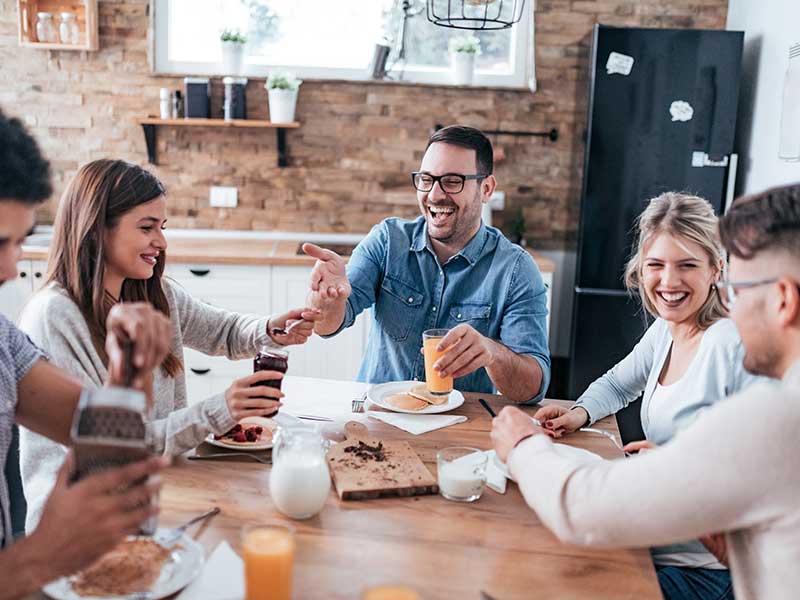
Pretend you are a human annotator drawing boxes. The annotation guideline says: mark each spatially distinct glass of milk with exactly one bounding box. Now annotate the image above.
[269,428,331,519]
[436,447,487,502]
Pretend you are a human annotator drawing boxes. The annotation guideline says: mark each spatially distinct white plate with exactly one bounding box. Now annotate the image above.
[367,381,465,414]
[204,416,277,451]
[43,530,204,600]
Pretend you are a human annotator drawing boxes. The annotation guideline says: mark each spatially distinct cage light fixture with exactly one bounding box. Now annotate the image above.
[426,0,526,30]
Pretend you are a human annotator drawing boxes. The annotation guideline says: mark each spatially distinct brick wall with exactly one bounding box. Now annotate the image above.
[0,0,727,248]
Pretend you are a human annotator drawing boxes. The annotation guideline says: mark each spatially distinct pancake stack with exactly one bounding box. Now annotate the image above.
[385,384,450,411]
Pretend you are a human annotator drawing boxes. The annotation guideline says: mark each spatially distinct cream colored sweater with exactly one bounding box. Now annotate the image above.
[18,280,279,532]
[509,360,800,600]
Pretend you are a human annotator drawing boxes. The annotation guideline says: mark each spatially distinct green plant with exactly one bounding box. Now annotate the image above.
[448,34,482,55]
[265,71,302,91]
[220,29,247,44]
[508,208,526,245]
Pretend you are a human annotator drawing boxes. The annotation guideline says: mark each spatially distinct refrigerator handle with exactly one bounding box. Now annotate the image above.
[724,153,739,213]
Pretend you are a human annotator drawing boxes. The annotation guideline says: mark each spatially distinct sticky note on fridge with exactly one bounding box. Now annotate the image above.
[606,52,634,75]
[669,100,694,122]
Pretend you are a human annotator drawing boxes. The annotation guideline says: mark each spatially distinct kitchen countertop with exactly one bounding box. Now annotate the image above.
[21,232,556,272]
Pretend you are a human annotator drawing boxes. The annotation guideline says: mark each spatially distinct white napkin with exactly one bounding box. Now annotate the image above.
[368,412,467,435]
[176,541,244,600]
[483,450,507,494]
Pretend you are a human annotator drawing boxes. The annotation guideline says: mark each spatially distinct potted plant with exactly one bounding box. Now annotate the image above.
[265,71,302,124]
[220,29,247,74]
[448,34,481,86]
[509,208,527,246]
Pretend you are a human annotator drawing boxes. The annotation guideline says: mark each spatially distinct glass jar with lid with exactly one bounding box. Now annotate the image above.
[269,427,331,520]
[59,12,80,45]
[35,12,57,43]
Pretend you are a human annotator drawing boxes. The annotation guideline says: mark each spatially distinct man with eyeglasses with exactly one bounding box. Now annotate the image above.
[490,182,800,600]
[303,125,550,402]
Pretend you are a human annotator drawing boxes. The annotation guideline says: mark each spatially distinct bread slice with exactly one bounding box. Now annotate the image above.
[409,384,449,405]
[385,393,428,411]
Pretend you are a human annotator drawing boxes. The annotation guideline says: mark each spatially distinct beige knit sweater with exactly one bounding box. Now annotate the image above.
[509,360,800,600]
[18,280,279,532]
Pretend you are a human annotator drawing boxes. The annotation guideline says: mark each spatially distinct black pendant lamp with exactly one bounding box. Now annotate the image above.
[426,0,526,30]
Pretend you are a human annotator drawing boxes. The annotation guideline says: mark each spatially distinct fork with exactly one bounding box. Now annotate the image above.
[351,391,367,413]
[579,427,631,456]
[156,507,220,546]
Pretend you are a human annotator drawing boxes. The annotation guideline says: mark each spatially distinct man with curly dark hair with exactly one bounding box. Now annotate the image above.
[0,109,52,205]
[0,109,172,599]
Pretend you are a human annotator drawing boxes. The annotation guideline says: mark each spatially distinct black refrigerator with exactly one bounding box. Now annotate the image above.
[567,25,743,399]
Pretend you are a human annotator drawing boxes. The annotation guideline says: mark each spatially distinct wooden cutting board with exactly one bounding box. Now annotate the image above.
[326,422,438,500]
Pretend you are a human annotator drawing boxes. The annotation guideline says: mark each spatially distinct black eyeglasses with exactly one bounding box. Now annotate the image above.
[411,171,488,194]
[715,278,800,309]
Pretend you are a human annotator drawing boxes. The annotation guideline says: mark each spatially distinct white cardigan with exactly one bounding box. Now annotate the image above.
[575,318,766,445]
[508,361,800,600]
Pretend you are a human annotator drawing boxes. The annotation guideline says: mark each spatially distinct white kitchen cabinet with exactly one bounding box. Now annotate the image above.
[0,261,35,323]
[165,263,271,404]
[270,265,369,382]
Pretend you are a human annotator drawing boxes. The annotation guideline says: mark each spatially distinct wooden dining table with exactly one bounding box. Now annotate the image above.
[148,376,662,600]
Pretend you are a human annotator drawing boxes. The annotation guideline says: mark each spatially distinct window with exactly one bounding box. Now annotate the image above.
[153,0,534,89]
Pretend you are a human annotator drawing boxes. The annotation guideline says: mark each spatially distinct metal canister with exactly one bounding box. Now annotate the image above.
[223,77,247,121]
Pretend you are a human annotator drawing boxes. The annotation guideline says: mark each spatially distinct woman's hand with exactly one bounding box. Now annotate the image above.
[700,533,729,566]
[622,440,657,454]
[491,406,553,463]
[268,308,321,346]
[533,404,588,437]
[224,371,285,420]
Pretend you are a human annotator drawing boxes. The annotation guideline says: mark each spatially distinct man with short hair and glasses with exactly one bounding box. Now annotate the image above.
[303,125,550,402]
[491,182,800,600]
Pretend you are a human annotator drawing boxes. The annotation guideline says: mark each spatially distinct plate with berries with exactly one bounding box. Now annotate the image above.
[206,416,277,451]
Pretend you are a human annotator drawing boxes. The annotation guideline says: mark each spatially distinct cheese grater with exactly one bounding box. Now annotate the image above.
[69,339,157,534]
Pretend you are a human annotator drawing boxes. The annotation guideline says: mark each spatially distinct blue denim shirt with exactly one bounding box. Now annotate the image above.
[334,217,550,401]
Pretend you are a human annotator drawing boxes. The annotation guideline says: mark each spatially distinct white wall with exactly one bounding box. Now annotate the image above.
[727,0,800,194]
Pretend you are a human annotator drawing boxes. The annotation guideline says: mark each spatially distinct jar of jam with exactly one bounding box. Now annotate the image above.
[253,347,289,390]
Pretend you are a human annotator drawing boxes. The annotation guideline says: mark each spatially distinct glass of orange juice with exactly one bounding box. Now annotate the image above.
[362,585,421,600]
[423,328,453,395]
[241,521,295,600]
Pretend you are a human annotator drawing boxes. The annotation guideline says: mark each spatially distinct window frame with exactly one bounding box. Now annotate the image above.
[151,0,536,90]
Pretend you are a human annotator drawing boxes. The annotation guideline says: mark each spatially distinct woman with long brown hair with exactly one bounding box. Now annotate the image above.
[18,159,319,530]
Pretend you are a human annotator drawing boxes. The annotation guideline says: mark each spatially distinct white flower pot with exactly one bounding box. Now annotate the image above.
[221,41,245,75]
[268,88,299,124]
[451,52,476,86]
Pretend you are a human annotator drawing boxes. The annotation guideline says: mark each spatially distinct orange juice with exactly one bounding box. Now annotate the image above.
[362,585,421,600]
[242,525,295,600]
[423,328,453,395]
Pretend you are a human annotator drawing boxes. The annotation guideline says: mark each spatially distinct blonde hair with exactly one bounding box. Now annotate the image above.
[624,192,727,329]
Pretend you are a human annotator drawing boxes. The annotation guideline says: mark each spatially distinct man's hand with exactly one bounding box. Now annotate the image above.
[267,307,321,346]
[24,452,168,585]
[303,243,350,335]
[491,405,553,463]
[700,533,729,566]
[433,324,495,379]
[105,303,171,389]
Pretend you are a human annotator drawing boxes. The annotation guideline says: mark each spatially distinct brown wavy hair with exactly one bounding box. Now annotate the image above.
[47,159,182,376]
[625,192,727,330]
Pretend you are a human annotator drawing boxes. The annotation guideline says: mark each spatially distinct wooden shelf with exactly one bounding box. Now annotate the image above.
[20,40,92,50]
[17,0,99,51]
[136,118,301,168]
[138,118,300,129]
